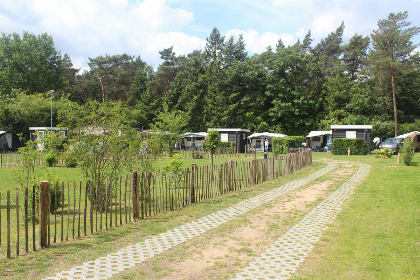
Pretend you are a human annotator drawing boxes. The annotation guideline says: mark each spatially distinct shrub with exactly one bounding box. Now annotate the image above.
[331,138,368,155]
[273,137,286,155]
[65,152,78,167]
[400,138,414,166]
[45,153,57,167]
[376,148,393,159]
[273,136,305,155]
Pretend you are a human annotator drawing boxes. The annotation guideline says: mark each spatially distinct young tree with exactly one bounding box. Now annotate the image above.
[203,129,220,177]
[369,11,420,136]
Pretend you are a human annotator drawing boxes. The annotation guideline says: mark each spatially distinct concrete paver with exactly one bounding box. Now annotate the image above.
[43,161,368,280]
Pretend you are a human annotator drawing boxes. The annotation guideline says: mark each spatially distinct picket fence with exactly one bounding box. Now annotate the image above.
[0,150,312,259]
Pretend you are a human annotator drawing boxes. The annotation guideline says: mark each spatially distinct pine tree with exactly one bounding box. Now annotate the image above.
[369,11,420,136]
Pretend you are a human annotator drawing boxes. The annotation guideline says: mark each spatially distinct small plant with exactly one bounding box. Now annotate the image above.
[45,152,57,167]
[400,138,414,166]
[376,147,393,159]
[193,150,204,159]
[64,151,78,167]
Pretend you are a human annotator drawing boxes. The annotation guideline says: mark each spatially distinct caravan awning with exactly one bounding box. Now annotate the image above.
[396,131,420,139]
[180,132,208,138]
[306,130,332,138]
[247,132,287,139]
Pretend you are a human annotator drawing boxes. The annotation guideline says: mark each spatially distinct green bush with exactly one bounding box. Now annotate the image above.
[273,136,305,155]
[65,152,78,167]
[45,153,57,167]
[273,137,286,155]
[376,148,393,159]
[331,138,368,155]
[400,138,414,166]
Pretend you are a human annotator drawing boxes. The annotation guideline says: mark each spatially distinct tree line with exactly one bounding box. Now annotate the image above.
[1,11,419,139]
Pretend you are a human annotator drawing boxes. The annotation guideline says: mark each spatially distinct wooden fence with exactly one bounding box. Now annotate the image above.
[0,150,312,259]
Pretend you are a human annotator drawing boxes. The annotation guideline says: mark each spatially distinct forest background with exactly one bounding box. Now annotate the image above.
[1,11,419,140]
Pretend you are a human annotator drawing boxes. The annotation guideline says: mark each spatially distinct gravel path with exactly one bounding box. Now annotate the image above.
[43,160,369,280]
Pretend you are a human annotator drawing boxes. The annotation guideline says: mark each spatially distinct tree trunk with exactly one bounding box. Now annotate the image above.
[391,70,398,136]
[98,75,105,102]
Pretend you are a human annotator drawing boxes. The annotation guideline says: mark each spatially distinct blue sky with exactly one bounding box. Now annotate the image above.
[1,0,419,71]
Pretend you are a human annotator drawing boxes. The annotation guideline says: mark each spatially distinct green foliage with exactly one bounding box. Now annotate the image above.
[204,130,221,155]
[0,31,68,95]
[400,138,414,166]
[0,91,72,138]
[45,153,57,167]
[376,148,393,159]
[272,137,286,155]
[163,154,184,174]
[331,138,368,155]
[369,11,420,136]
[58,101,146,189]
[272,136,305,155]
[64,152,78,167]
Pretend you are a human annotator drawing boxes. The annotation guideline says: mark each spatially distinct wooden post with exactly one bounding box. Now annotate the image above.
[227,160,232,192]
[7,190,11,258]
[348,148,351,156]
[190,164,196,203]
[39,181,49,248]
[132,171,139,220]
[398,153,401,163]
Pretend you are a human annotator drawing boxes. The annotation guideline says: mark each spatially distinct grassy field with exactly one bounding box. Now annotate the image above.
[0,151,419,279]
[293,152,420,279]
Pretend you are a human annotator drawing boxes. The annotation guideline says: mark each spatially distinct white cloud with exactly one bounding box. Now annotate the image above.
[226,29,297,53]
[271,0,313,8]
[1,0,197,69]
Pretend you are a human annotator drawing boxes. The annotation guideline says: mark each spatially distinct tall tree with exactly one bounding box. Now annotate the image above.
[0,31,68,95]
[312,22,345,77]
[88,54,132,102]
[369,11,420,136]
[342,34,370,81]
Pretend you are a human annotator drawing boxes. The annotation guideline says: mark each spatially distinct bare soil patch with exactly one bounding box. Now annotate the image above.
[117,163,356,280]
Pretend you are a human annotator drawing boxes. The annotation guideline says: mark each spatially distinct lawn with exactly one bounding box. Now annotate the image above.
[0,151,418,279]
[293,152,420,279]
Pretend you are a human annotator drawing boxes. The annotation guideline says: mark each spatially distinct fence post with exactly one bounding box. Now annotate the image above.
[227,160,232,192]
[39,181,49,248]
[190,164,196,203]
[132,171,139,220]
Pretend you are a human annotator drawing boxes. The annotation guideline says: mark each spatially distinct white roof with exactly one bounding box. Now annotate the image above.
[0,131,6,135]
[306,130,332,138]
[180,132,208,138]
[248,132,287,139]
[331,125,372,130]
[396,131,420,139]
[208,128,250,132]
[29,127,67,131]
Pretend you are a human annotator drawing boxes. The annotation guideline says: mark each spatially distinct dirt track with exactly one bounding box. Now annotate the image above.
[109,161,359,280]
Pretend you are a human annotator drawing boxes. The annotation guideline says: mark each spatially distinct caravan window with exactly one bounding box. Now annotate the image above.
[346,131,357,139]
[37,131,45,140]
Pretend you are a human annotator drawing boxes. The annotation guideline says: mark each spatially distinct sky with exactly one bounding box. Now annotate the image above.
[1,0,420,72]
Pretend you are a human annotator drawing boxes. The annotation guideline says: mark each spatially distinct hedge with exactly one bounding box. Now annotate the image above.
[273,136,305,155]
[331,138,368,155]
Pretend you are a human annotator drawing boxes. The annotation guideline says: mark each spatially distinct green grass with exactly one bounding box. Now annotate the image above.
[292,152,420,280]
[0,152,419,279]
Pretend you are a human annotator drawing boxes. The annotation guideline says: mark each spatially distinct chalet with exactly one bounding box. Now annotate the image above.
[330,125,372,154]
[0,131,22,152]
[29,127,68,150]
[210,128,251,153]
